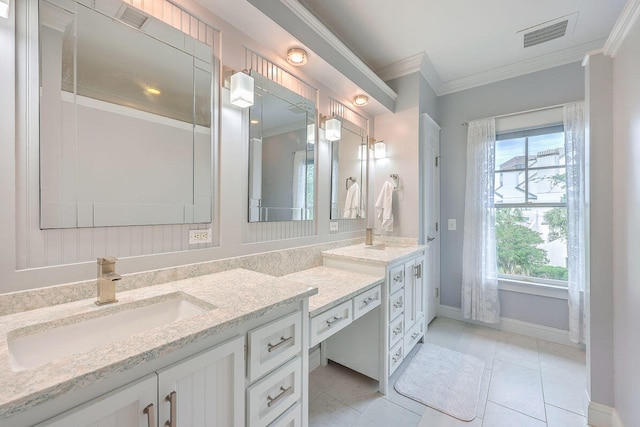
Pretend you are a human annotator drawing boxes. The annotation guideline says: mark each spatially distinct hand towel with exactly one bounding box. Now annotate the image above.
[343,182,360,219]
[375,181,394,232]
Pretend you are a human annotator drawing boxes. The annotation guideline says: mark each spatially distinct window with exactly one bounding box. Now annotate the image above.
[494,125,568,285]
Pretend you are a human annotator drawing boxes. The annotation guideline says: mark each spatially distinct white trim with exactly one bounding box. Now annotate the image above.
[612,408,624,427]
[587,400,616,427]
[439,39,606,95]
[309,346,321,372]
[438,304,579,347]
[498,279,568,300]
[375,52,444,94]
[279,0,397,102]
[603,0,640,57]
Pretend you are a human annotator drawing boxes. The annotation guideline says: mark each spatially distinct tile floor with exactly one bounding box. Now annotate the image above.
[309,317,587,427]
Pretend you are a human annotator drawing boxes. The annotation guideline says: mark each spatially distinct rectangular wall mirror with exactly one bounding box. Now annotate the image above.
[330,118,367,219]
[39,0,215,228]
[248,71,316,222]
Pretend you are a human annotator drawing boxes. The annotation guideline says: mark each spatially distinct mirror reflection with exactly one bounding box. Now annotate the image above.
[330,119,367,219]
[39,0,214,228]
[248,72,316,222]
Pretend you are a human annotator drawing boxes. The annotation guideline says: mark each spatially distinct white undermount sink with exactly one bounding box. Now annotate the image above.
[7,292,215,372]
[364,242,412,250]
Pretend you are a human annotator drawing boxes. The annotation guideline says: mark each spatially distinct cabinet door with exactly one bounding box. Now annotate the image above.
[36,375,157,427]
[403,261,416,331]
[158,336,245,427]
[413,256,425,322]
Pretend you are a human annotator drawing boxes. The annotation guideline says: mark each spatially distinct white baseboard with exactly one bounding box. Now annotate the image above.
[309,346,321,372]
[612,408,624,427]
[587,400,619,427]
[437,304,581,348]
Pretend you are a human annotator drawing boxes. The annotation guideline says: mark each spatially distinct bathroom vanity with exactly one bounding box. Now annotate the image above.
[0,269,316,427]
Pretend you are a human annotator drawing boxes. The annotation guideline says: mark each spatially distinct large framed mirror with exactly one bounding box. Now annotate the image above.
[248,71,316,222]
[330,118,368,220]
[39,0,215,228]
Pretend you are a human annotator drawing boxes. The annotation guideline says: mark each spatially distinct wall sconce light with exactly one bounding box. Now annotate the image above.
[374,141,387,159]
[287,48,308,66]
[325,117,341,142]
[230,71,254,108]
[307,123,315,144]
[353,95,369,107]
[0,0,9,18]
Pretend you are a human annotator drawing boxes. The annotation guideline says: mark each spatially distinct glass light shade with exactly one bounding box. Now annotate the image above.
[307,124,315,144]
[230,72,254,108]
[325,118,341,142]
[374,141,387,159]
[0,0,8,18]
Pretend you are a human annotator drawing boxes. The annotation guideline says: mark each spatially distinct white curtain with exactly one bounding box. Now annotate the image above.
[462,118,500,323]
[564,102,586,344]
[292,151,306,220]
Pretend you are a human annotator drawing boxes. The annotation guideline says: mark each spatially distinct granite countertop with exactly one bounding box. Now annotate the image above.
[282,266,384,317]
[0,269,317,421]
[321,242,426,265]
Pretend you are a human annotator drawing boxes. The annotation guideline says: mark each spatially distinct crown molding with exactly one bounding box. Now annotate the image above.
[603,0,640,56]
[439,39,606,95]
[375,52,444,94]
[279,0,397,102]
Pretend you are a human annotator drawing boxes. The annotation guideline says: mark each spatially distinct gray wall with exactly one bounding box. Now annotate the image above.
[611,16,640,425]
[438,62,584,328]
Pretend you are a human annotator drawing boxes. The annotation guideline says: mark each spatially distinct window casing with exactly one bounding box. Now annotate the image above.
[495,125,568,286]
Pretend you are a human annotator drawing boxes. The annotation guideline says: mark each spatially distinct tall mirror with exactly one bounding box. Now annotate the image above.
[39,0,214,228]
[248,71,316,222]
[330,119,367,219]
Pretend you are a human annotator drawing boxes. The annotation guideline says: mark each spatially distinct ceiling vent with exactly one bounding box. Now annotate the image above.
[518,12,578,48]
[118,6,149,30]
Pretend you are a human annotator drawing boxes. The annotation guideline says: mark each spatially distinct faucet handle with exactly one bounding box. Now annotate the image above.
[97,256,117,265]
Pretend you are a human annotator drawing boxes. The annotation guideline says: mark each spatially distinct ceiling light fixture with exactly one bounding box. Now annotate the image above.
[145,87,161,95]
[230,71,254,108]
[353,95,368,107]
[287,48,308,66]
[0,0,9,19]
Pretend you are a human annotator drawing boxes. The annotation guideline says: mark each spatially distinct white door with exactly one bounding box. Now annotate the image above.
[158,336,245,427]
[422,113,441,324]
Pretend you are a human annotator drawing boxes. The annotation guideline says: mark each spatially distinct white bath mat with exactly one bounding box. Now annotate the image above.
[394,344,484,421]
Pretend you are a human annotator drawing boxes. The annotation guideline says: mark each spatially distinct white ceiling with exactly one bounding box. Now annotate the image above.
[198,0,626,110]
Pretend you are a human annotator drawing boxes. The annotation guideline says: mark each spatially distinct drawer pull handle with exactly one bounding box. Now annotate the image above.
[393,300,403,309]
[267,385,292,408]
[362,296,377,306]
[268,336,293,352]
[143,403,156,427]
[165,391,176,427]
[414,264,422,278]
[326,315,345,327]
[392,349,403,363]
[411,332,421,339]
[393,326,403,336]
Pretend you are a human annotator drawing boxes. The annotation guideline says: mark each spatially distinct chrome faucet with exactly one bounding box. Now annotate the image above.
[95,257,121,305]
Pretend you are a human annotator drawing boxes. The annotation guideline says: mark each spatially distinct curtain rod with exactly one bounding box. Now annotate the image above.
[461,103,568,126]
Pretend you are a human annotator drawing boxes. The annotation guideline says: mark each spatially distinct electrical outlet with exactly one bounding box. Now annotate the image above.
[448,219,456,231]
[189,229,212,244]
[329,221,339,231]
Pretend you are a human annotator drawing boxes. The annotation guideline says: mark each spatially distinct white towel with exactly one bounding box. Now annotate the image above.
[375,181,394,232]
[343,182,360,219]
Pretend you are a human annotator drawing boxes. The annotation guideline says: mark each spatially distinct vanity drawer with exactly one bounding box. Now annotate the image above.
[388,340,404,376]
[247,356,302,427]
[353,285,382,320]
[389,290,405,321]
[388,264,405,295]
[248,311,302,382]
[404,316,425,355]
[310,300,352,346]
[269,402,301,427]
[388,314,404,349]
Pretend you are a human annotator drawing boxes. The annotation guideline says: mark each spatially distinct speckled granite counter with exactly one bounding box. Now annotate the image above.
[321,242,426,265]
[282,267,384,317]
[0,269,317,421]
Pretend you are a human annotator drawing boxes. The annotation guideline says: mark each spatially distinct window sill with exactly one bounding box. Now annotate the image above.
[498,278,568,300]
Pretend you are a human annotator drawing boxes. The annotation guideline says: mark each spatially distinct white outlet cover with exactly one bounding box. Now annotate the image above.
[448,219,456,231]
[189,229,212,244]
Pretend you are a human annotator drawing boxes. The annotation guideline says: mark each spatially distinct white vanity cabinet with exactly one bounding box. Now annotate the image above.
[322,245,427,394]
[36,336,245,427]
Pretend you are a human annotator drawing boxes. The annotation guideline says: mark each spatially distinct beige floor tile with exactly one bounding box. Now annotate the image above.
[309,391,360,427]
[482,402,547,427]
[476,368,491,419]
[495,332,540,371]
[454,330,497,370]
[488,359,546,421]
[324,365,381,412]
[351,397,421,427]
[309,362,350,399]
[542,378,585,415]
[417,405,483,427]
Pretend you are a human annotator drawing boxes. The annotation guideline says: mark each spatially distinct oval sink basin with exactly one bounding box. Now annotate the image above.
[7,292,215,372]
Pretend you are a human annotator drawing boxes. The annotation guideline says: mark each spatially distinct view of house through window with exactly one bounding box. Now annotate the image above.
[495,125,568,285]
